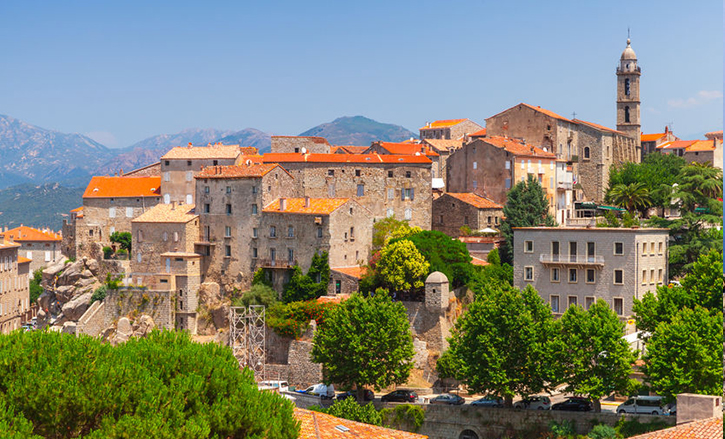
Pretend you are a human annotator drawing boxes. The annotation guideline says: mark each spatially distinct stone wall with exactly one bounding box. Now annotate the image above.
[77,300,106,336]
[103,288,174,330]
[271,136,331,154]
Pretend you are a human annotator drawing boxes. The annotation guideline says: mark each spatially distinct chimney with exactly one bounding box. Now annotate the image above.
[304,196,310,208]
[171,202,176,210]
[279,198,286,211]
[188,142,192,148]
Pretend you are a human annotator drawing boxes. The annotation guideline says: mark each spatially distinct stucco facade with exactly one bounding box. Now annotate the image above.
[432,193,503,237]
[0,238,30,333]
[0,226,63,274]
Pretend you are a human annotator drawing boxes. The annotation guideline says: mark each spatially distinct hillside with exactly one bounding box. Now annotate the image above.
[215,128,272,154]
[298,116,417,146]
[0,183,84,230]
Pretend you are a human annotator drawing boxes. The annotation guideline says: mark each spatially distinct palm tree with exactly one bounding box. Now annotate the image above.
[607,182,652,214]
[672,163,723,212]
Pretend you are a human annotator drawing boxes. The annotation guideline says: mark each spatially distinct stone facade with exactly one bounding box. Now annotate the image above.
[432,193,503,237]
[271,136,331,154]
[103,287,174,331]
[0,238,30,333]
[262,153,432,229]
[616,38,642,148]
[419,119,483,140]
[513,227,669,318]
[0,226,63,274]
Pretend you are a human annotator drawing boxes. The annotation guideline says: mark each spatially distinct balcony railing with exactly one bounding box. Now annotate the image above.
[255,259,298,269]
[539,254,604,266]
[557,181,573,190]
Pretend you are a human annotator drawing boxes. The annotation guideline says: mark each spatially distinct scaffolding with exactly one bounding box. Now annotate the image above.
[229,305,265,381]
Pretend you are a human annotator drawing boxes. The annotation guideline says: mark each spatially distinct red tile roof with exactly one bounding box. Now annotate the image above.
[446,193,503,209]
[641,132,666,142]
[239,146,259,155]
[161,144,242,160]
[331,266,367,279]
[0,237,20,250]
[423,139,463,153]
[686,139,718,152]
[573,119,625,135]
[469,128,487,137]
[420,119,467,130]
[471,256,490,266]
[0,226,61,242]
[331,146,368,154]
[272,135,331,145]
[704,130,723,139]
[263,198,350,215]
[70,206,84,213]
[375,142,439,157]
[82,176,161,199]
[658,140,696,150]
[519,103,572,123]
[196,163,290,179]
[628,417,722,439]
[481,135,555,158]
[262,153,432,164]
[295,408,427,439]
[17,256,32,264]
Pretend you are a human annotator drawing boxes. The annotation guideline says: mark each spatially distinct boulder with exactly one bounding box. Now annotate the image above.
[38,292,53,311]
[62,322,77,335]
[59,260,84,284]
[117,317,133,337]
[36,309,50,329]
[61,292,92,321]
[75,277,97,288]
[86,258,100,276]
[55,285,76,302]
[132,315,155,338]
[42,261,66,286]
[210,304,229,330]
[53,312,67,327]
[199,282,222,305]
[80,269,93,279]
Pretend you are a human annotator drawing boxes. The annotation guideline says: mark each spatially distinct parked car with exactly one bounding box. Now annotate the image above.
[259,380,289,393]
[551,397,593,412]
[336,390,375,402]
[470,396,504,408]
[617,396,667,415]
[514,396,551,410]
[297,383,335,399]
[381,390,418,403]
[430,393,465,405]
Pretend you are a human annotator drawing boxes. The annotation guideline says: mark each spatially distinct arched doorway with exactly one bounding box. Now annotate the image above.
[459,429,479,439]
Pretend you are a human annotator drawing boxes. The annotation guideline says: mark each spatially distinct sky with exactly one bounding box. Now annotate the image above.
[0,1,721,148]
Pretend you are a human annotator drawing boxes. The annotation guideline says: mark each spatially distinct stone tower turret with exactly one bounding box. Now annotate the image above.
[616,37,641,149]
[425,271,449,312]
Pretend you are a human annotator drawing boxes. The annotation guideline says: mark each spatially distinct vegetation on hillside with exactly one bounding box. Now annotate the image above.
[0,183,84,230]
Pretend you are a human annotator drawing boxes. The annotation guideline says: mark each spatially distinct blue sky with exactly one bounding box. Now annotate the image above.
[0,1,721,148]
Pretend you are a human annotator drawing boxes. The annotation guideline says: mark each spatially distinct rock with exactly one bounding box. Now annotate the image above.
[199,282,222,304]
[43,261,66,278]
[59,260,84,284]
[62,322,77,334]
[53,312,67,327]
[132,315,155,338]
[61,292,92,321]
[36,309,50,329]
[86,259,100,276]
[75,277,97,288]
[412,338,428,368]
[38,292,53,311]
[117,317,133,337]
[81,269,93,279]
[100,326,115,340]
[55,285,76,302]
[210,304,229,330]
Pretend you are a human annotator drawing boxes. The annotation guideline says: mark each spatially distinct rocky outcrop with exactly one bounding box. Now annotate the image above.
[105,314,156,345]
[196,282,230,336]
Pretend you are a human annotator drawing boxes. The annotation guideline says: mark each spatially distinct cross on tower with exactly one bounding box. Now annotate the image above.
[572,111,577,120]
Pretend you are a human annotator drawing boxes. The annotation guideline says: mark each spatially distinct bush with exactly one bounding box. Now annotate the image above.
[615,417,670,437]
[102,246,113,259]
[282,253,330,303]
[588,424,617,439]
[267,300,336,339]
[90,285,107,304]
[381,404,425,432]
[115,248,128,259]
[232,284,279,308]
[29,269,44,305]
[312,397,383,426]
[110,231,132,252]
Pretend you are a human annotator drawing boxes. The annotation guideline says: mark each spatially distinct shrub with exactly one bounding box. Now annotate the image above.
[29,269,44,305]
[90,285,107,304]
[267,300,336,339]
[232,284,279,308]
[102,246,113,259]
[381,404,425,432]
[312,397,383,426]
[110,231,132,252]
[588,424,617,439]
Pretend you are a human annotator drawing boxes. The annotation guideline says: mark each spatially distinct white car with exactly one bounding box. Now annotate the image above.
[259,380,289,393]
[617,396,667,415]
[514,396,551,410]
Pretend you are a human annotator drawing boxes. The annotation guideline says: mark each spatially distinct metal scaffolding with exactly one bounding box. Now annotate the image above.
[229,305,265,380]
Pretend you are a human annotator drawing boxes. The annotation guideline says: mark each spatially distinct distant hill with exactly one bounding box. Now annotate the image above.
[0,183,84,230]
[298,116,417,146]
[215,128,272,154]
[0,115,115,189]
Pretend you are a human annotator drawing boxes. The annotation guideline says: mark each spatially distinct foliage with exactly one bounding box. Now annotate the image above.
[0,398,41,439]
[311,291,414,394]
[547,420,575,437]
[115,248,128,259]
[487,248,501,265]
[102,246,113,259]
[390,224,422,241]
[435,348,462,380]
[588,424,617,439]
[105,273,123,290]
[671,162,722,212]
[376,240,429,292]
[233,283,279,308]
[380,404,425,432]
[445,284,557,405]
[252,268,272,287]
[110,231,132,252]
[90,285,107,305]
[372,216,410,251]
[0,183,85,232]
[391,230,472,289]
[615,417,670,437]
[500,174,556,264]
[282,252,330,303]
[607,182,652,214]
[467,263,514,291]
[0,330,299,438]
[554,300,636,411]
[642,306,723,400]
[267,300,336,339]
[28,269,43,305]
[311,398,383,426]
[607,153,686,211]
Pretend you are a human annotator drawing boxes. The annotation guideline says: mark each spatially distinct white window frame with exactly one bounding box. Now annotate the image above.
[614,269,624,285]
[109,207,116,218]
[613,242,624,255]
[524,266,534,281]
[550,267,560,283]
[585,268,596,284]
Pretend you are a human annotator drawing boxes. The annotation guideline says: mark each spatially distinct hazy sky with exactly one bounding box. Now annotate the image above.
[0,1,721,148]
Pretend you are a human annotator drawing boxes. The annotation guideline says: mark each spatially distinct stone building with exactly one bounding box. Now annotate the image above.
[258,197,373,292]
[0,236,30,333]
[262,153,432,229]
[331,145,368,154]
[271,136,332,154]
[160,143,247,205]
[616,38,641,148]
[0,226,62,273]
[513,227,669,318]
[73,176,162,259]
[421,138,463,187]
[683,137,723,169]
[364,141,442,180]
[432,192,503,237]
[194,163,296,292]
[419,118,483,140]
[640,127,678,160]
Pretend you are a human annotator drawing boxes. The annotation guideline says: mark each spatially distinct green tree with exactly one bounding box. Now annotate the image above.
[372,216,410,251]
[445,285,557,406]
[312,397,383,426]
[110,231,132,252]
[607,182,652,214]
[391,230,472,289]
[643,306,723,400]
[28,269,43,304]
[607,153,686,210]
[234,283,279,308]
[672,162,722,212]
[500,175,556,264]
[282,252,330,303]
[554,300,636,412]
[376,240,429,292]
[90,285,107,305]
[311,290,415,401]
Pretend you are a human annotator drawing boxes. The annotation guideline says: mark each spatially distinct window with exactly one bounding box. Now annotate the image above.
[388,170,393,178]
[583,147,590,159]
[387,208,394,217]
[164,194,170,204]
[624,78,630,96]
[551,241,560,261]
[173,232,179,242]
[137,230,143,242]
[387,188,395,200]
[472,180,477,189]
[137,253,142,263]
[164,160,169,166]
[225,186,231,194]
[349,226,354,240]
[613,298,624,316]
[658,242,663,254]
[586,269,595,284]
[464,216,468,225]
[641,269,647,285]
[402,188,415,200]
[203,203,210,213]
[252,228,258,238]
[550,295,560,313]
[487,216,492,224]
[252,247,258,258]
[288,248,294,262]
[225,204,232,214]
[163,232,168,241]
[404,208,412,220]
[270,226,276,238]
[551,268,560,282]
[213,160,218,166]
[505,178,511,189]
[251,204,258,215]
[649,242,655,255]
[164,172,170,182]
[405,171,411,178]
[357,184,364,196]
[524,241,533,253]
[225,226,232,237]
[568,268,577,283]
[109,207,116,218]
[614,269,623,285]
[524,266,534,281]
[204,186,210,193]
[614,242,623,255]
[586,242,595,262]
[317,227,323,238]
[355,169,361,177]
[549,177,554,189]
[225,245,231,257]
[288,226,294,238]
[505,161,511,170]
[568,296,578,308]
[44,251,51,262]
[186,171,193,182]
[328,169,335,176]
[650,269,655,284]
[473,161,477,170]
[252,186,258,194]
[624,106,630,123]
[187,160,192,166]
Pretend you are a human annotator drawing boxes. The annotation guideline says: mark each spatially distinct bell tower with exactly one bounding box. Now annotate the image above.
[616,37,641,147]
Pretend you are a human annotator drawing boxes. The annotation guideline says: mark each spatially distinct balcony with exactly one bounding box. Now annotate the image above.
[557,181,573,190]
[255,259,298,269]
[539,254,604,267]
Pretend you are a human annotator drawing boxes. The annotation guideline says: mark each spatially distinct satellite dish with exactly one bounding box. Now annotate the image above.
[301,147,307,154]
[245,159,252,166]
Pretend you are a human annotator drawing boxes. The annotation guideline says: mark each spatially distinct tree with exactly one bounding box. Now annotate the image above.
[671,162,722,212]
[282,252,330,303]
[0,330,299,438]
[376,240,429,292]
[607,182,652,214]
[234,283,278,308]
[311,290,415,401]
[29,269,43,304]
[391,230,472,289]
[643,306,723,400]
[554,300,636,411]
[312,397,383,426]
[372,216,410,251]
[607,153,686,210]
[500,175,556,264]
[445,285,557,406]
[110,231,132,252]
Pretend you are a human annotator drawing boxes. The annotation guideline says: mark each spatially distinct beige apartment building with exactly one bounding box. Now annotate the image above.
[513,227,669,318]
[0,237,31,334]
[0,226,62,273]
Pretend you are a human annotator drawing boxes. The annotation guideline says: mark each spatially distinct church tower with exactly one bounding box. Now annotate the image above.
[616,38,641,147]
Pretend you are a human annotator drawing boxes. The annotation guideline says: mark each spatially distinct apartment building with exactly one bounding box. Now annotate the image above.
[0,226,62,273]
[432,192,503,237]
[0,237,31,334]
[513,227,669,318]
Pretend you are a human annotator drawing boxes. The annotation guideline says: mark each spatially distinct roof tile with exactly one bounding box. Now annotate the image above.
[479,135,555,158]
[195,163,288,179]
[0,226,62,242]
[263,198,349,215]
[262,153,432,164]
[295,408,427,439]
[83,176,161,199]
[374,142,439,157]
[628,417,722,439]
[446,193,503,209]
[420,119,467,130]
[641,132,667,142]
[161,144,242,160]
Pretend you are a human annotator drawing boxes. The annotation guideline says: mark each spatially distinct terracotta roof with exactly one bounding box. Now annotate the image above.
[295,408,427,439]
[628,417,722,439]
[17,256,31,264]
[0,226,62,242]
[686,139,719,152]
[519,103,572,123]
[82,176,161,199]
[0,237,20,250]
[195,163,290,179]
[420,119,467,130]
[458,236,504,244]
[704,130,723,139]
[331,146,368,154]
[262,153,432,164]
[469,128,487,137]
[263,198,350,215]
[423,138,463,152]
[480,135,555,158]
[70,206,84,213]
[446,193,503,209]
[239,146,259,155]
[374,142,439,157]
[132,203,197,223]
[573,119,626,135]
[272,135,331,145]
[471,256,490,266]
[159,251,202,258]
[316,294,350,304]
[658,140,696,150]
[161,144,241,160]
[641,132,666,142]
[331,266,367,279]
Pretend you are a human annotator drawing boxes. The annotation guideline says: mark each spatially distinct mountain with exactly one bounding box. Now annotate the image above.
[215,128,272,154]
[0,183,84,230]
[298,116,418,146]
[0,115,115,189]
